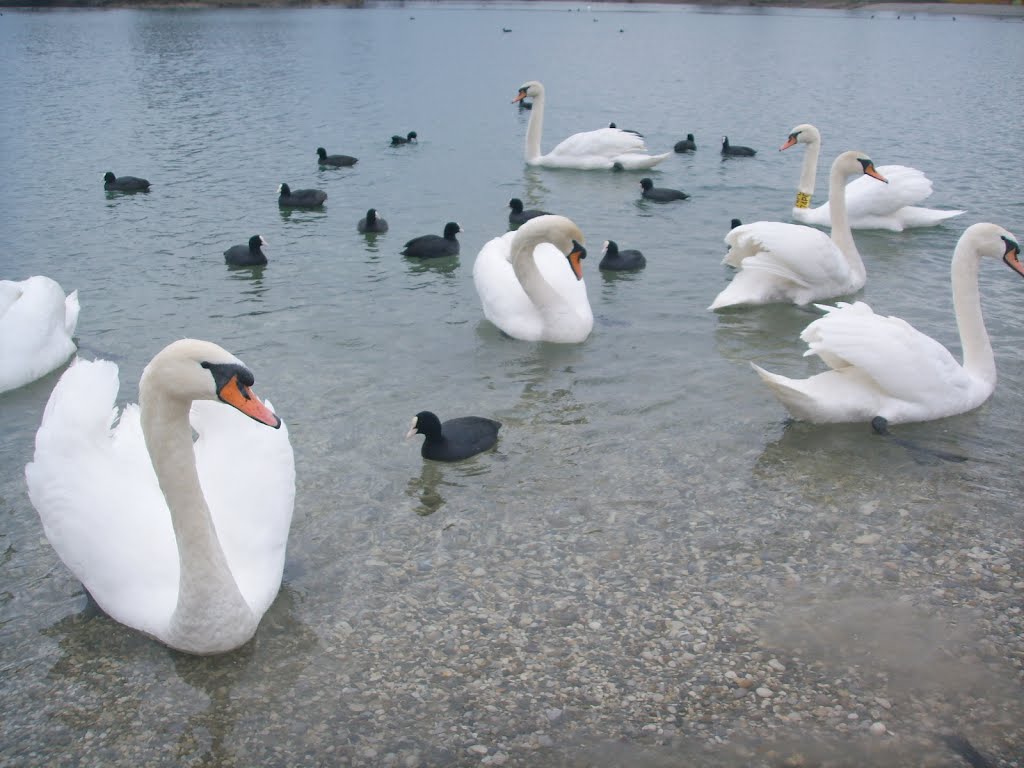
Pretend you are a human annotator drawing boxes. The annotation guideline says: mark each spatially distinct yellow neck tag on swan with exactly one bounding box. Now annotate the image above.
[794,192,812,209]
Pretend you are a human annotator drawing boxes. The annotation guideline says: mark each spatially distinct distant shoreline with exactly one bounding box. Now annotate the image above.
[2,0,1022,18]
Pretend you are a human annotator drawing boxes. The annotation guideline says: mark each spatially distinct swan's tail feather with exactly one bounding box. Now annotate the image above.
[751,362,818,419]
[613,152,671,170]
[64,290,80,337]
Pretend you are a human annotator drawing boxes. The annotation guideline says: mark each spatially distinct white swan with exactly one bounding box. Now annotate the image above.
[25,339,295,654]
[473,214,593,343]
[512,81,670,170]
[752,223,1022,424]
[0,276,79,394]
[710,150,887,310]
[781,123,964,231]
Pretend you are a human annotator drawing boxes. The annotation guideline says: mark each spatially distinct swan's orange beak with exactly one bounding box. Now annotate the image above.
[779,134,798,151]
[1003,239,1024,278]
[864,163,888,184]
[512,89,528,104]
[218,375,281,428]
[567,241,587,281]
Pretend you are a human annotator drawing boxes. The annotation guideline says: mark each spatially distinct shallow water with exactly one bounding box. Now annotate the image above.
[2,3,1023,766]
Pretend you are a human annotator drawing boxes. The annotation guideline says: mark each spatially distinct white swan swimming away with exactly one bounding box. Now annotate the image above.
[0,276,79,394]
[710,150,887,310]
[25,339,295,655]
[781,123,964,232]
[752,223,1022,424]
[473,214,594,343]
[512,81,670,170]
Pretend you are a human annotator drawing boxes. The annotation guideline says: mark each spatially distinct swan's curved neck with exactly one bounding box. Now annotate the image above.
[827,165,864,281]
[511,230,571,316]
[795,137,820,208]
[140,389,253,649]
[524,90,545,164]
[951,237,995,384]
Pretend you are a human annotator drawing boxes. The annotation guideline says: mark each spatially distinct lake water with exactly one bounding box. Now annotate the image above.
[2,3,1023,765]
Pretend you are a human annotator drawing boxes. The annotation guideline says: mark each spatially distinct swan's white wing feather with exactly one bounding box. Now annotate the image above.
[473,232,544,340]
[549,127,646,159]
[192,398,295,616]
[724,222,849,284]
[0,277,79,393]
[800,302,969,403]
[25,359,178,635]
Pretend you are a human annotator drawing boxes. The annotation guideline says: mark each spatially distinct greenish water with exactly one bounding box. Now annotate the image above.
[1,4,1023,765]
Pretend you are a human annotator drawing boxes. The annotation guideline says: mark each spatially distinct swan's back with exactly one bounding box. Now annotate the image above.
[0,276,79,393]
[25,359,179,635]
[547,128,669,170]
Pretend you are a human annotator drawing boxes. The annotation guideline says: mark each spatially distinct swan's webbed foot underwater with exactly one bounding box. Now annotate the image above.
[871,416,968,464]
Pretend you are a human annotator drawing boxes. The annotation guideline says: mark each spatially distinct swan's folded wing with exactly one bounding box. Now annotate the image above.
[839,165,934,219]
[192,398,295,616]
[724,222,846,285]
[473,232,545,339]
[549,127,648,158]
[800,302,968,402]
[25,359,178,633]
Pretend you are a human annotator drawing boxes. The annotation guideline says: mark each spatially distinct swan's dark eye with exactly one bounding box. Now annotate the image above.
[790,131,800,141]
[1001,236,1020,256]
[201,361,254,389]
[518,88,527,96]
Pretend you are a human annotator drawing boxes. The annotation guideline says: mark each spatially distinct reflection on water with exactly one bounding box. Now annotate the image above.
[3,4,1024,765]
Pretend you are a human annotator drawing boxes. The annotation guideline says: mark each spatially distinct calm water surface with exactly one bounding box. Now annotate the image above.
[2,3,1023,765]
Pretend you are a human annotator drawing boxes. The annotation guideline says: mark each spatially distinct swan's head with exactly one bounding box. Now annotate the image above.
[832,151,887,184]
[278,183,290,195]
[141,339,281,428]
[780,123,821,151]
[961,223,1023,278]
[518,214,587,280]
[513,81,543,103]
[406,411,442,441]
[443,222,463,239]
[248,235,267,251]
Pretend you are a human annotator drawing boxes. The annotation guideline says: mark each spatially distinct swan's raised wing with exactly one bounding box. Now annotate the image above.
[800,302,968,403]
[192,397,295,616]
[25,359,179,635]
[724,222,848,286]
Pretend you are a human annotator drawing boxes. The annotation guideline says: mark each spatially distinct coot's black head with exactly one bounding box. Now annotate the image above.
[366,208,378,222]
[278,183,291,195]
[248,234,266,251]
[509,198,524,213]
[443,222,462,239]
[316,147,327,158]
[407,131,418,141]
[104,172,116,183]
[730,219,742,229]
[603,240,618,256]
[687,133,695,141]
[640,178,654,191]
[408,410,442,439]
